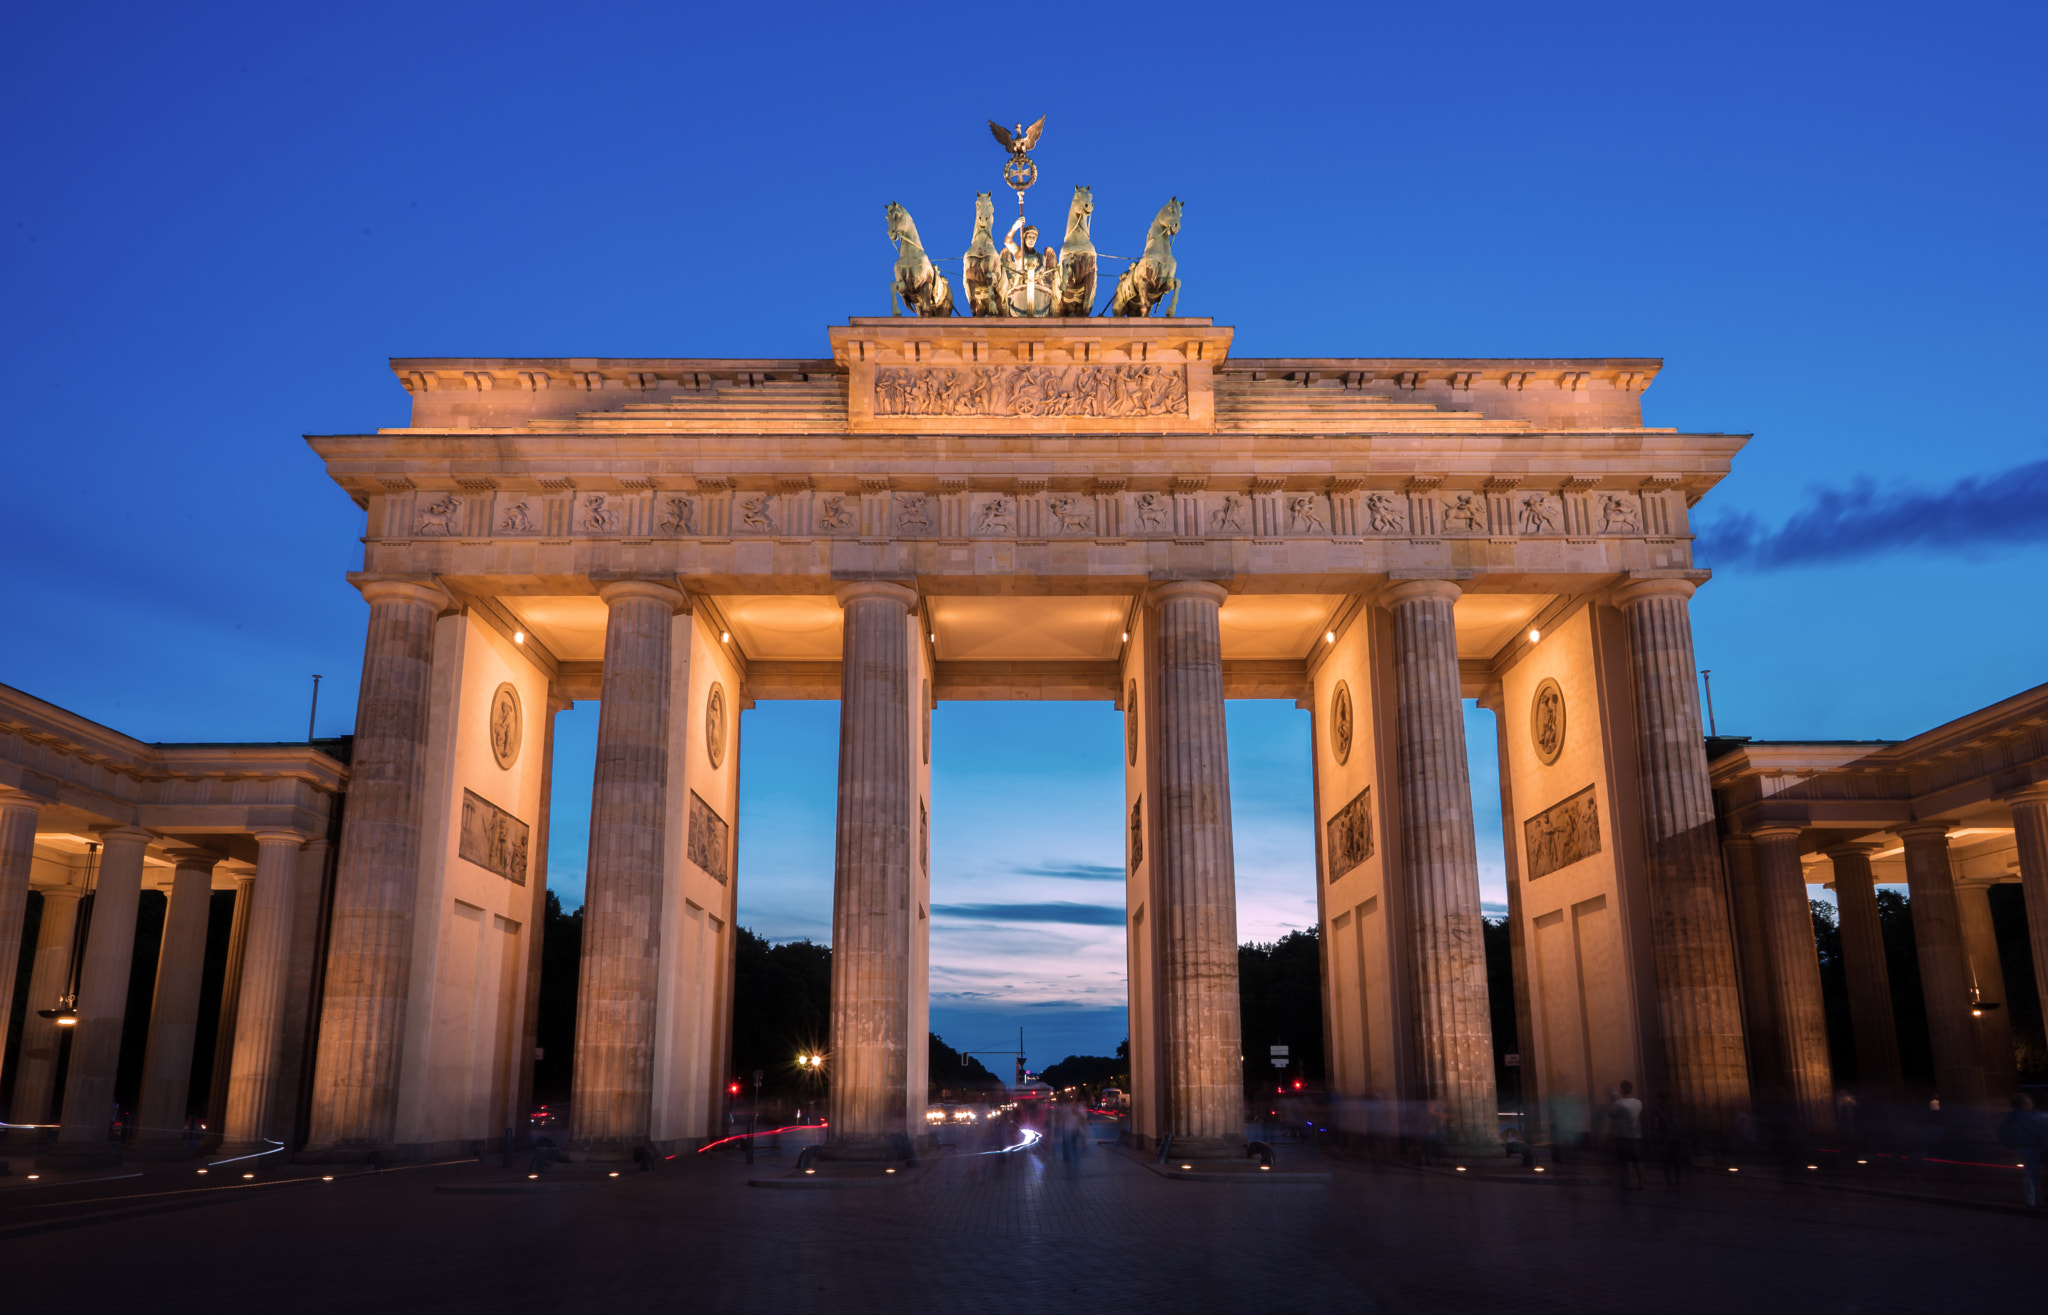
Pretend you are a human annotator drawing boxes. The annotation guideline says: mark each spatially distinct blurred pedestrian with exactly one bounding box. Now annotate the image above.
[1995,1094,2044,1209]
[1648,1092,1686,1192]
[1609,1081,1644,1190]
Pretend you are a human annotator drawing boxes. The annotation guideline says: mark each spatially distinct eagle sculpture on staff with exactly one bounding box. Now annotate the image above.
[990,115,1045,194]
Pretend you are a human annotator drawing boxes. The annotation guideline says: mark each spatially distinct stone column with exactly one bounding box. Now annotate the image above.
[223,831,310,1149]
[570,580,683,1156]
[1897,823,1985,1108]
[826,581,918,1153]
[1612,578,1750,1136]
[1749,826,1833,1143]
[1383,580,1497,1155]
[1953,876,2015,1098]
[271,837,333,1149]
[0,792,45,1094]
[9,886,83,1123]
[1151,580,1247,1156]
[207,871,255,1135]
[134,849,222,1155]
[306,577,449,1156]
[1824,844,1902,1097]
[44,826,153,1168]
[1721,835,1783,1096]
[2008,786,2048,1062]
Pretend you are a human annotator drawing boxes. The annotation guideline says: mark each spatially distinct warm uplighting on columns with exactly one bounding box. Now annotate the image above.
[1528,628,1541,643]
[514,631,525,644]
[1324,630,1335,643]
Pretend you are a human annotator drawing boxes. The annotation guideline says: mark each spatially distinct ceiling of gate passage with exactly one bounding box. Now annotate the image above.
[498,593,1557,667]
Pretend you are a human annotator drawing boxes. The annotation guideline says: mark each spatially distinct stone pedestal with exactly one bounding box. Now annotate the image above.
[0,792,48,1109]
[1824,844,1902,1097]
[569,580,684,1157]
[2009,787,2048,1060]
[1384,580,1497,1156]
[826,581,919,1155]
[1612,578,1749,1136]
[1897,824,1985,1109]
[222,831,309,1150]
[1750,827,1833,1143]
[9,886,82,1124]
[305,576,450,1157]
[133,849,221,1157]
[42,826,152,1170]
[1953,876,2015,1098]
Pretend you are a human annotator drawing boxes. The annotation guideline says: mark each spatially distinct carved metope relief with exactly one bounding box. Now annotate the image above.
[1523,784,1600,881]
[1129,795,1144,870]
[922,678,931,765]
[1326,785,1373,882]
[489,682,522,770]
[1330,681,1354,766]
[459,789,529,885]
[687,791,730,883]
[706,682,728,770]
[1530,677,1566,766]
[1126,680,1140,766]
[919,798,929,875]
[872,364,1189,418]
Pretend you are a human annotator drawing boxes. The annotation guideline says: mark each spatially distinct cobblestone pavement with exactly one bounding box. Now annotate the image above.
[0,1138,2038,1314]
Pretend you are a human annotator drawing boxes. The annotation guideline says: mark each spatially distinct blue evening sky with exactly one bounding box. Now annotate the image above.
[4,1,2042,1066]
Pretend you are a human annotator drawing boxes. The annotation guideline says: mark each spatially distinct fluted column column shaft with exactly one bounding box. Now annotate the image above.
[2009,791,2048,1064]
[307,578,449,1150]
[1152,581,1245,1152]
[54,827,152,1152]
[207,874,255,1129]
[1898,823,1984,1107]
[9,887,82,1123]
[1384,580,1496,1154]
[1614,579,1749,1135]
[135,852,222,1148]
[1750,827,1833,1141]
[1825,845,1902,1096]
[1722,836,1783,1093]
[1953,877,2014,1097]
[0,797,44,1092]
[828,582,917,1148]
[223,832,309,1147]
[570,581,681,1151]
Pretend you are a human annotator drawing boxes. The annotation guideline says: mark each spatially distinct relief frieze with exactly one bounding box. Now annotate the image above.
[459,788,529,885]
[873,364,1189,418]
[1327,785,1374,882]
[1523,784,1601,881]
[687,790,730,883]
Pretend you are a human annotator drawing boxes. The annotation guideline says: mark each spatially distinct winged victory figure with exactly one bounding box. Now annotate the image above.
[989,116,1045,156]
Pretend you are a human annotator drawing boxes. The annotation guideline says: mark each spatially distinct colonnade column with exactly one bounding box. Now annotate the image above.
[222,830,310,1149]
[1611,578,1750,1135]
[1721,835,1783,1095]
[1824,844,1902,1097]
[1383,580,1496,1155]
[1952,875,2015,1098]
[9,885,83,1123]
[206,870,255,1134]
[1749,827,1833,1142]
[2008,786,2048,1059]
[826,581,918,1153]
[0,791,46,1096]
[569,580,684,1156]
[44,826,153,1168]
[305,577,450,1156]
[134,849,222,1155]
[1897,823,1985,1109]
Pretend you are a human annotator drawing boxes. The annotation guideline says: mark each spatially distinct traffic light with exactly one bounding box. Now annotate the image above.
[1292,1079,1303,1091]
[728,1082,742,1096]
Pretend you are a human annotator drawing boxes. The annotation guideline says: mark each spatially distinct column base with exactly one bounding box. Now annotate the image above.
[127,1139,203,1162]
[35,1143,123,1172]
[1156,1134,1246,1161]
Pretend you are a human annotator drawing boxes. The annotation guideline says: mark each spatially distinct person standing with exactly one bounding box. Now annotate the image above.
[1610,1081,1645,1190]
[1996,1094,2044,1209]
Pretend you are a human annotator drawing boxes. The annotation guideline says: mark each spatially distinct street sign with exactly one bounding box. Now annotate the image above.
[1271,1058,1287,1068]
[1504,1054,1521,1067]
[1269,1045,1289,1056]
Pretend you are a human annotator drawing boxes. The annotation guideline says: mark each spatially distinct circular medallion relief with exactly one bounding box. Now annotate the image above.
[1126,681,1140,766]
[488,683,522,770]
[1330,681,1354,766]
[1531,677,1566,766]
[705,682,728,770]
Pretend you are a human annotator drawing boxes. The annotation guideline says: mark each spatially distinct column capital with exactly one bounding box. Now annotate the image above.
[249,828,311,850]
[2000,782,2048,809]
[596,578,687,611]
[833,579,918,610]
[1823,841,1883,861]
[1149,579,1228,608]
[0,786,56,810]
[1612,576,1697,608]
[350,574,453,611]
[1749,823,1806,844]
[1895,820,1953,843]
[1381,578,1462,608]
[92,824,156,846]
[1951,872,2004,891]
[164,846,225,872]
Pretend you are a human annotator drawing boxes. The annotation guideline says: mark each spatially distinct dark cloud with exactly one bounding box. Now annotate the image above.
[1012,862,1126,883]
[932,902,1126,927]
[1696,459,2048,569]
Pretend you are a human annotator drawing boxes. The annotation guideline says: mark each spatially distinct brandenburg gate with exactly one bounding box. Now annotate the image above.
[299,312,1750,1161]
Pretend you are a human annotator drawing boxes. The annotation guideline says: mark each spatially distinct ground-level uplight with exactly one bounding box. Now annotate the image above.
[322,1176,334,1182]
[609,1172,620,1178]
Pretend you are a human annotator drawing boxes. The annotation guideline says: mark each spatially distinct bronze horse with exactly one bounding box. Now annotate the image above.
[1054,185,1095,318]
[1108,197,1181,318]
[886,201,954,317]
[962,192,1003,317]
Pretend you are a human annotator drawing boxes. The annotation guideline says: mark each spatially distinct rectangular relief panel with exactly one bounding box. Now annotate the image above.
[459,789,529,885]
[1326,785,1374,882]
[1523,784,1600,881]
[687,790,731,884]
